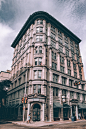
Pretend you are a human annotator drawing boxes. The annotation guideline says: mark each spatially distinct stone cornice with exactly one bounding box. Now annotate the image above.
[11,11,81,48]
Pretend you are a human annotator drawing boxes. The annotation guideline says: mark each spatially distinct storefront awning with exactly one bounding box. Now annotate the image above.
[79,103,86,109]
[53,102,63,108]
[63,103,70,108]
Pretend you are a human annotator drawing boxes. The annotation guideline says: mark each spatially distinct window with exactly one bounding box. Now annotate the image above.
[51,25,55,32]
[64,35,68,41]
[52,51,56,60]
[52,62,57,70]
[71,52,75,60]
[34,70,42,79]
[77,93,80,100]
[36,27,43,33]
[35,46,42,53]
[67,59,70,67]
[33,85,36,93]
[70,40,73,45]
[62,77,66,85]
[39,46,42,53]
[65,49,69,56]
[53,88,58,96]
[68,69,71,76]
[53,74,58,82]
[60,56,64,64]
[75,43,78,48]
[77,56,79,62]
[33,84,41,94]
[19,78,21,85]
[51,40,56,48]
[82,84,84,90]
[34,70,37,79]
[80,74,82,80]
[15,80,17,87]
[35,58,42,65]
[83,94,85,101]
[51,32,55,39]
[59,45,63,52]
[73,63,76,70]
[70,91,74,99]
[76,49,79,55]
[38,71,42,78]
[79,66,82,73]
[38,85,41,94]
[24,75,26,82]
[58,30,62,37]
[71,46,74,52]
[62,89,66,96]
[37,20,43,25]
[65,42,69,48]
[60,66,64,73]
[69,79,73,87]
[74,72,77,78]
[36,35,43,41]
[58,37,63,44]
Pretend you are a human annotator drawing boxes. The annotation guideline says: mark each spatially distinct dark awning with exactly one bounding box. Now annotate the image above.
[78,103,86,109]
[63,103,70,108]
[53,102,63,108]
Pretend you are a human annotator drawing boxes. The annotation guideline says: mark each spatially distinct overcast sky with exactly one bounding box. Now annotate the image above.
[0,0,86,79]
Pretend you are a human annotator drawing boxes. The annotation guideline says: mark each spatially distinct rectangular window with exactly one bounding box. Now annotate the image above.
[51,25,55,32]
[62,77,66,85]
[36,35,43,42]
[39,58,42,65]
[53,88,58,96]
[80,74,82,80]
[60,56,64,64]
[35,46,38,53]
[76,49,79,55]
[75,43,78,48]
[73,63,76,70]
[53,88,55,96]
[71,52,75,60]
[62,89,66,96]
[15,80,17,87]
[83,94,85,101]
[59,45,63,53]
[52,62,57,70]
[68,69,71,76]
[35,58,38,65]
[70,91,74,99]
[69,79,72,87]
[38,85,41,94]
[58,30,62,37]
[74,72,77,78]
[51,40,56,48]
[58,37,63,44]
[37,20,43,25]
[70,40,73,45]
[71,46,74,52]
[34,70,37,79]
[53,74,58,82]
[19,78,21,85]
[51,32,55,39]
[77,93,80,100]
[60,66,64,73]
[36,27,43,33]
[65,42,69,48]
[82,84,84,90]
[65,49,69,56]
[38,70,42,78]
[67,59,70,67]
[39,46,42,53]
[33,85,36,93]
[64,35,68,41]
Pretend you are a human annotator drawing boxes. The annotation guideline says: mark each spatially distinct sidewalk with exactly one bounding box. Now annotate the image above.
[11,119,86,127]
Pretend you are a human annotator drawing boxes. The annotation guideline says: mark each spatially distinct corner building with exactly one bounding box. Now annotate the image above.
[7,11,86,121]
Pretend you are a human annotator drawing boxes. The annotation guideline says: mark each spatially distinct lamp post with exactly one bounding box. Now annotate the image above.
[23,66,29,122]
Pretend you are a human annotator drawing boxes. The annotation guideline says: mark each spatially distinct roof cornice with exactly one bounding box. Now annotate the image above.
[11,11,81,48]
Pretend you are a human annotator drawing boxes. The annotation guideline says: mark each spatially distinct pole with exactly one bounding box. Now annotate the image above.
[23,67,28,122]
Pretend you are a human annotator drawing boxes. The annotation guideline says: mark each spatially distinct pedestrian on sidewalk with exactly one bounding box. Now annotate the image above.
[28,113,31,123]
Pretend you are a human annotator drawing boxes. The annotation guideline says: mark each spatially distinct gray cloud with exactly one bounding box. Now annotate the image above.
[0,0,86,78]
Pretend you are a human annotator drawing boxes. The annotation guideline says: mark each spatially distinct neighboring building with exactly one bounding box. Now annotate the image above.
[0,70,11,81]
[7,11,86,121]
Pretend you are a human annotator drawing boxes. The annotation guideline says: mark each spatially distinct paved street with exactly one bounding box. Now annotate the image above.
[1,120,86,129]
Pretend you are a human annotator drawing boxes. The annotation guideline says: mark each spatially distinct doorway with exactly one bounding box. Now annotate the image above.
[33,104,41,121]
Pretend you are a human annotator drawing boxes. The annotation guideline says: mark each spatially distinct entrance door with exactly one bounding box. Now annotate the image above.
[33,104,40,121]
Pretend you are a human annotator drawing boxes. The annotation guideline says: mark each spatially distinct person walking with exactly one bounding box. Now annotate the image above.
[28,113,31,123]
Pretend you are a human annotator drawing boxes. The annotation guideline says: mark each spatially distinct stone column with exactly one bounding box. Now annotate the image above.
[49,48,52,68]
[57,53,60,71]
[71,61,74,76]
[49,87,53,121]
[76,105,78,119]
[43,45,46,66]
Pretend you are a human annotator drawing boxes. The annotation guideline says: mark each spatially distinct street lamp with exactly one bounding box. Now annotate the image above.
[62,95,66,103]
